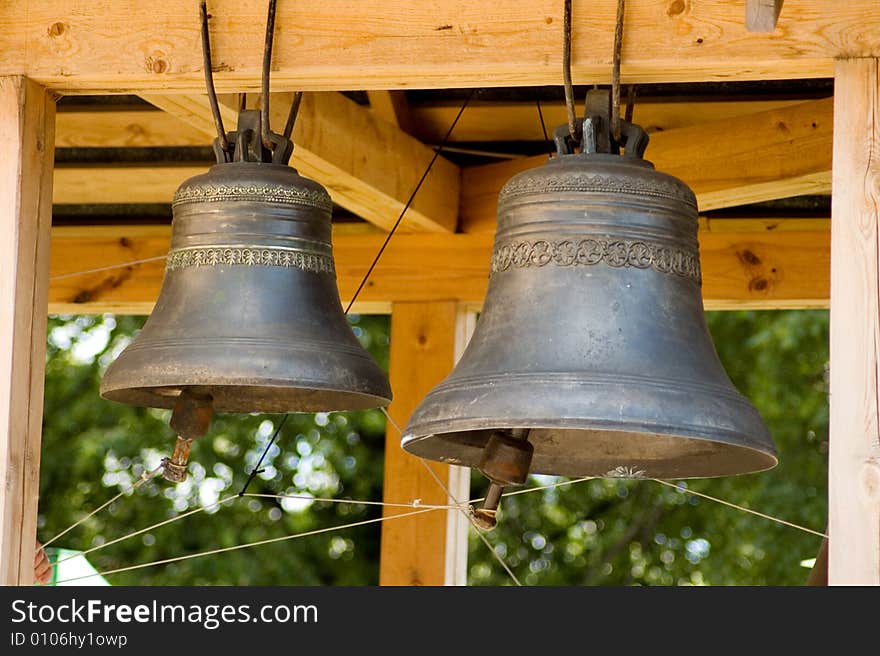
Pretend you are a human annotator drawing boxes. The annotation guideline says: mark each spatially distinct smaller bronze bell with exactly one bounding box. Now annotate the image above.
[101,110,391,480]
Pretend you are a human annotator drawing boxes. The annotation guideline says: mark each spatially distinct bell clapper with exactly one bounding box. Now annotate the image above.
[472,428,533,530]
[163,390,214,483]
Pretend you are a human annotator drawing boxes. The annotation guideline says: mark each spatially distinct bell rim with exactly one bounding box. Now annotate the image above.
[100,382,391,414]
[401,420,778,480]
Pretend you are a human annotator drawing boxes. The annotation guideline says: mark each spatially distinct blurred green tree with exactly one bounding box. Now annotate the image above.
[469,310,829,585]
[39,310,828,586]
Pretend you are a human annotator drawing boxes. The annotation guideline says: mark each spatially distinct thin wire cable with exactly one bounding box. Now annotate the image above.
[52,489,463,569]
[651,478,828,539]
[283,91,304,140]
[199,0,228,157]
[238,414,289,496]
[52,507,438,585]
[261,0,278,150]
[611,0,626,141]
[50,494,240,568]
[244,492,464,511]
[381,407,523,586]
[536,99,553,156]
[50,255,168,281]
[42,463,165,549]
[343,90,473,314]
[478,475,594,503]
[562,0,578,143]
[624,84,637,124]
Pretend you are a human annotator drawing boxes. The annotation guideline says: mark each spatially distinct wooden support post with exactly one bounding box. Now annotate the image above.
[829,59,880,585]
[379,302,473,586]
[746,0,784,32]
[0,77,55,585]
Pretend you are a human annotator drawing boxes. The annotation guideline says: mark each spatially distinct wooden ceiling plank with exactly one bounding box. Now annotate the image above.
[407,99,809,143]
[139,92,460,233]
[460,97,833,233]
[48,218,831,315]
[1,1,874,93]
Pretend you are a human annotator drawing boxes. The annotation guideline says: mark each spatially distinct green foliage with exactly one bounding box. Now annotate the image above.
[468,310,829,585]
[39,310,828,586]
[40,313,389,585]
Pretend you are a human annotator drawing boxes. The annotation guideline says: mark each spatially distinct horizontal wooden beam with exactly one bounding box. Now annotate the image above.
[460,98,832,233]
[407,99,808,143]
[1,1,875,93]
[48,219,830,315]
[55,109,208,147]
[138,92,460,233]
[54,99,812,149]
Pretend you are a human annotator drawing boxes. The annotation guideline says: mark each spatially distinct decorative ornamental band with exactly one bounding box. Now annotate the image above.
[498,172,697,209]
[166,245,335,274]
[490,238,701,284]
[173,183,333,213]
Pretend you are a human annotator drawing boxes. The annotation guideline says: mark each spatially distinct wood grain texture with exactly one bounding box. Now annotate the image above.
[746,0,784,33]
[2,1,877,92]
[379,301,460,586]
[460,98,832,233]
[52,100,807,149]
[368,91,414,135]
[408,99,806,143]
[55,109,209,147]
[828,59,880,585]
[0,77,55,585]
[54,165,203,205]
[47,219,830,315]
[141,92,460,233]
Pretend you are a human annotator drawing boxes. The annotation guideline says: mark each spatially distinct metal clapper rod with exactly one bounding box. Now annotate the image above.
[472,428,533,529]
[163,390,214,483]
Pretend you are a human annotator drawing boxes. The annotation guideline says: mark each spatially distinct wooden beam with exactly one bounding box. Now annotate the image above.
[368,91,414,135]
[379,301,466,585]
[140,93,460,233]
[828,58,880,585]
[47,218,830,315]
[52,99,810,150]
[0,77,55,585]
[55,109,209,148]
[2,1,877,92]
[407,99,807,143]
[54,165,203,205]
[54,98,832,211]
[747,0,784,32]
[460,98,832,233]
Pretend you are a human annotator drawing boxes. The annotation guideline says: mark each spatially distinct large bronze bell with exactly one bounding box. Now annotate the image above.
[101,110,391,478]
[402,95,775,524]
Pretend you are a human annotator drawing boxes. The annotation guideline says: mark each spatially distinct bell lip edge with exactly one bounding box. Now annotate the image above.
[400,418,777,460]
[99,383,391,414]
[401,430,780,479]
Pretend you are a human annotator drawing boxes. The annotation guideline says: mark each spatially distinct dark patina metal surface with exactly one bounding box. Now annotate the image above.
[101,153,391,414]
[402,122,776,480]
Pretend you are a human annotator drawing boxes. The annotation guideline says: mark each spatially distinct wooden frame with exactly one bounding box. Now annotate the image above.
[2,0,879,586]
[0,77,55,585]
[1,1,877,92]
[829,59,880,585]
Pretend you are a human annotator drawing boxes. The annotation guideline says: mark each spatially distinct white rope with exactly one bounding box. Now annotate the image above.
[42,463,165,549]
[650,478,828,539]
[52,507,437,585]
[50,255,168,281]
[50,493,240,568]
[381,406,524,586]
[242,492,466,511]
